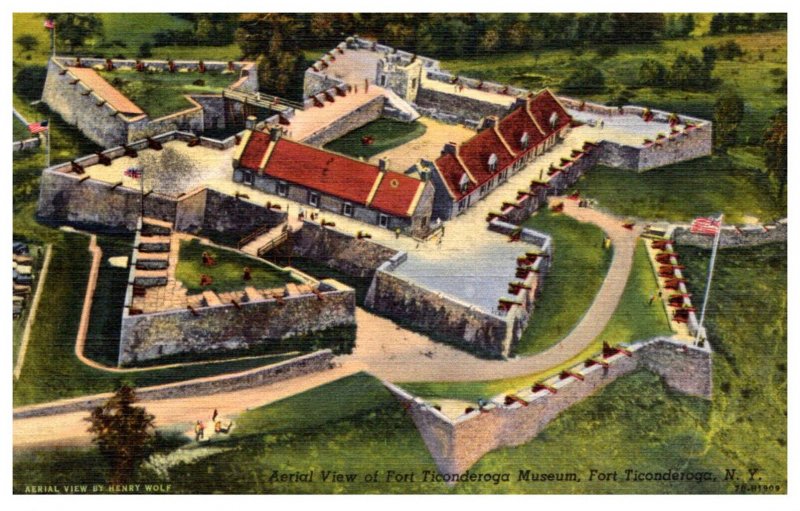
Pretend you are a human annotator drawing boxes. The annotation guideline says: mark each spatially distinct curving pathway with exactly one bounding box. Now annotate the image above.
[345,198,642,382]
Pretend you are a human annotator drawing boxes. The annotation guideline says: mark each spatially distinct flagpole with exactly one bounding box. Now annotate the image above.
[46,118,51,168]
[52,22,56,57]
[696,214,723,343]
[140,167,145,221]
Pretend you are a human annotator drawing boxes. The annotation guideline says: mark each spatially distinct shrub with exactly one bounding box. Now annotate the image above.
[638,59,667,87]
[137,42,153,58]
[717,40,744,60]
[560,65,605,94]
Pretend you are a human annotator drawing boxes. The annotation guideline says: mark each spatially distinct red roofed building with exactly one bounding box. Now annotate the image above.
[233,129,434,236]
[429,89,571,219]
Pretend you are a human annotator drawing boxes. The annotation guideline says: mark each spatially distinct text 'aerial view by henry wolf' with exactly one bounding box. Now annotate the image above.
[11,12,787,495]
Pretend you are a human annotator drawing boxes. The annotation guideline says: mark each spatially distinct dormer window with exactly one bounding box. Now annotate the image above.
[549,112,559,130]
[520,132,530,149]
[488,153,498,172]
[459,173,470,194]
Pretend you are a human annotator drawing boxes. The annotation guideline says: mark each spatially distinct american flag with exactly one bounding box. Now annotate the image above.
[27,120,49,134]
[44,19,55,30]
[124,167,142,179]
[690,216,721,236]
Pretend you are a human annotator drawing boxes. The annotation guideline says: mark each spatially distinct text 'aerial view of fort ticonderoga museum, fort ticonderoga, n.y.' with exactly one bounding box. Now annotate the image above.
[11,12,788,496]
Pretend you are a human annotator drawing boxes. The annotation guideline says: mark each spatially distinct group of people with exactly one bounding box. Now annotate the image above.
[194,409,234,442]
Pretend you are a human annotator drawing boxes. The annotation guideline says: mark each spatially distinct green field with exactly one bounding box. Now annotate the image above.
[574,156,783,224]
[514,208,613,355]
[175,239,298,295]
[402,238,672,402]
[324,118,428,160]
[594,239,673,345]
[97,69,237,119]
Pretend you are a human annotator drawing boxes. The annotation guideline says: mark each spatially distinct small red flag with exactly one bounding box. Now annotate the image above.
[44,19,55,30]
[690,217,721,236]
[27,120,49,134]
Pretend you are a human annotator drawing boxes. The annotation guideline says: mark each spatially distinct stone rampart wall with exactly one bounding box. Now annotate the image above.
[13,137,41,152]
[118,285,355,365]
[36,133,286,235]
[386,337,712,475]
[13,350,334,419]
[43,59,131,147]
[365,267,510,357]
[673,219,787,249]
[200,188,286,238]
[277,221,400,278]
[300,95,385,147]
[414,87,511,125]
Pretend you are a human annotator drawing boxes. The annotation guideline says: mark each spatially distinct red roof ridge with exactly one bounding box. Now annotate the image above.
[492,122,517,157]
[525,97,547,136]
[453,146,476,184]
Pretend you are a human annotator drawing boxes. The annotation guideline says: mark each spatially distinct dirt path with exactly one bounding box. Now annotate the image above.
[13,361,365,450]
[346,199,641,381]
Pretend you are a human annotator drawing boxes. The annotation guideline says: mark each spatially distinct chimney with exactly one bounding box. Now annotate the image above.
[270,126,282,141]
[378,157,389,171]
[442,142,457,155]
[480,116,498,130]
[245,115,257,131]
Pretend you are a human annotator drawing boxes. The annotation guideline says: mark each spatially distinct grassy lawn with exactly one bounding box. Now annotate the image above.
[514,208,613,355]
[13,114,33,141]
[402,238,671,402]
[594,239,673,345]
[441,31,786,146]
[323,118,427,160]
[574,156,784,224]
[83,234,135,366]
[176,239,298,295]
[97,69,237,119]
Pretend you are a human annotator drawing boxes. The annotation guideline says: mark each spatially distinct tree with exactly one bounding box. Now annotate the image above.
[717,40,744,60]
[638,59,667,87]
[560,65,605,95]
[479,29,501,53]
[709,14,726,35]
[701,45,718,70]
[137,42,152,58]
[15,35,39,57]
[236,14,306,97]
[762,108,787,199]
[668,52,713,91]
[85,385,156,485]
[46,13,103,52]
[713,92,745,152]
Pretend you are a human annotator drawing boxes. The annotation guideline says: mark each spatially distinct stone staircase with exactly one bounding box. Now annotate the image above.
[239,219,302,257]
[381,88,421,122]
[131,218,189,313]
